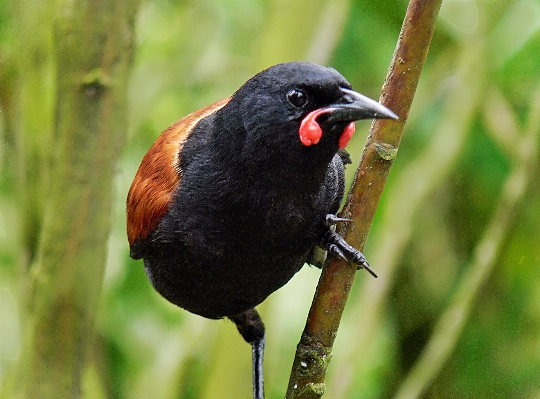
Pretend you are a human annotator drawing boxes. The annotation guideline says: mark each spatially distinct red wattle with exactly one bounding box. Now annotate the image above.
[339,122,356,148]
[299,109,327,146]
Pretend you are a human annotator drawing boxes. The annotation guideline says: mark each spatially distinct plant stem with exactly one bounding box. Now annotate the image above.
[286,0,442,397]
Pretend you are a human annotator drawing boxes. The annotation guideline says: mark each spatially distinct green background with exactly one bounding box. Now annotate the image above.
[1,0,539,398]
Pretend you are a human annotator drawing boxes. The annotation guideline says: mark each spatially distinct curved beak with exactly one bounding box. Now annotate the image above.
[323,88,398,123]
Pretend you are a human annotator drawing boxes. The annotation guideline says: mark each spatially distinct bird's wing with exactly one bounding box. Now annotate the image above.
[307,151,349,268]
[329,149,350,215]
[126,98,229,250]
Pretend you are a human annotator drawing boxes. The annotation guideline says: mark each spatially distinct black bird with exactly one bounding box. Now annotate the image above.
[126,61,397,399]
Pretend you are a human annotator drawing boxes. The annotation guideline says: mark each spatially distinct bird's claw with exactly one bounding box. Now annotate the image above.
[324,214,352,227]
[326,243,348,262]
[323,230,377,278]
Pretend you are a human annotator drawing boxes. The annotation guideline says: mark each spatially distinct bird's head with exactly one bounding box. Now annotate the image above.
[220,62,397,167]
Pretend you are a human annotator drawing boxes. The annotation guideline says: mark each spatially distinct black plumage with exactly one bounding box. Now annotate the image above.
[127,61,397,399]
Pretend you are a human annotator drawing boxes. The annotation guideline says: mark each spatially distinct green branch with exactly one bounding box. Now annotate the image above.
[327,37,487,399]
[286,0,443,397]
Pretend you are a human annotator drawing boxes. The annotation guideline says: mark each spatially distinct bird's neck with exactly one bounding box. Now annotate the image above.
[211,110,337,191]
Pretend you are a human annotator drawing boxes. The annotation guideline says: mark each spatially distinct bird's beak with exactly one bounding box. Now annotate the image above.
[323,88,398,123]
[298,88,398,147]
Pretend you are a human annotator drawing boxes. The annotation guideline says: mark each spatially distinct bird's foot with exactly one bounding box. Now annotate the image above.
[323,230,377,278]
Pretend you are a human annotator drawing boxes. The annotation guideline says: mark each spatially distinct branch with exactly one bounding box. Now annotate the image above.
[329,33,489,399]
[286,1,442,397]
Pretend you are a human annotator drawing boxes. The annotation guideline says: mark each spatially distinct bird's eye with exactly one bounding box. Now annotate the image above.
[287,89,307,108]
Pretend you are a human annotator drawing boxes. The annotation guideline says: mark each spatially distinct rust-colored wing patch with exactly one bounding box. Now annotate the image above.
[127,98,229,247]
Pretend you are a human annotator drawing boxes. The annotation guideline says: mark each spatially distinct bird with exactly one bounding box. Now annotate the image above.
[126,61,397,399]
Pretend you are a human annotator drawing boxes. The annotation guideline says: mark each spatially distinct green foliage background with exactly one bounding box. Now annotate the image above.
[1,0,539,398]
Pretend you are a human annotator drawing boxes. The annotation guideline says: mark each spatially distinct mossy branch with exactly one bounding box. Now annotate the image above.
[286,0,443,397]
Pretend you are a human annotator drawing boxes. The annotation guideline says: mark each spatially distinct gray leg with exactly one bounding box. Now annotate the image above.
[229,309,266,399]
